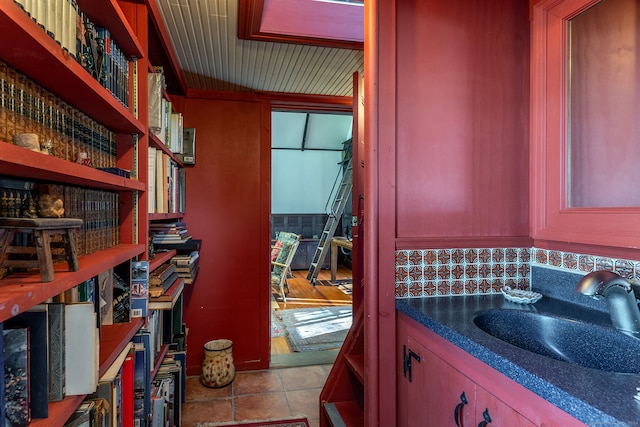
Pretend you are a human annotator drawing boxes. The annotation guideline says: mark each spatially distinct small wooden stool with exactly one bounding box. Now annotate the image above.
[0,218,83,282]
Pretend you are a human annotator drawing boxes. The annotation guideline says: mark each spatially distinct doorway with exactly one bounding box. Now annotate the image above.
[269,109,354,367]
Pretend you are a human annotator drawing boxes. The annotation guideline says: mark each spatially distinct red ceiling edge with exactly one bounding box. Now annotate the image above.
[238,0,364,50]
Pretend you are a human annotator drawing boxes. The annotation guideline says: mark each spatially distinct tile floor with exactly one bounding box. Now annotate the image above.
[181,364,332,427]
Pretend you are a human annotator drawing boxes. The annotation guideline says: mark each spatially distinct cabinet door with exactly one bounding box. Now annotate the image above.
[398,333,475,427]
[475,385,536,427]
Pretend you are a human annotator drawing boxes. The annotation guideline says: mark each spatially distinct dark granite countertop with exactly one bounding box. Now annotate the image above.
[396,295,640,426]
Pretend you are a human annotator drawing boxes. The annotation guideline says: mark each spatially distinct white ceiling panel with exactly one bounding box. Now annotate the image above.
[156,0,364,96]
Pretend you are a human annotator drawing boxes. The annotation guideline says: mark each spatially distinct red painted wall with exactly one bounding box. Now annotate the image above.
[181,95,271,375]
[394,0,530,239]
[367,0,531,424]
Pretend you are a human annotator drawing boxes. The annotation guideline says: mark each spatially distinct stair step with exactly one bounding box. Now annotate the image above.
[344,354,365,384]
[323,401,364,427]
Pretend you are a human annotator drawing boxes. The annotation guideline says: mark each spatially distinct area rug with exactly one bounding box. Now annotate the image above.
[279,306,352,352]
[196,418,309,427]
[271,312,286,338]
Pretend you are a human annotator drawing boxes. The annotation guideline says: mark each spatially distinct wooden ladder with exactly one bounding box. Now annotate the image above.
[306,158,353,284]
[319,303,365,426]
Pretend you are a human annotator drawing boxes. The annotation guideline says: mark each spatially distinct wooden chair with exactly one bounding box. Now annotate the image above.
[271,232,300,302]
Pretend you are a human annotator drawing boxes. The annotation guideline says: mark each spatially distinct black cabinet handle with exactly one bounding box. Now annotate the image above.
[454,391,468,427]
[402,345,420,382]
[477,408,492,427]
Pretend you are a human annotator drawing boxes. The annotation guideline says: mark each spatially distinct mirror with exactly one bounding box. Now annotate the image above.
[568,0,640,207]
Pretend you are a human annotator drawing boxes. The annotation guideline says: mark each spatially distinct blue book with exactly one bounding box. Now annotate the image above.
[131,261,150,320]
[3,326,30,426]
[132,332,151,426]
[6,306,48,419]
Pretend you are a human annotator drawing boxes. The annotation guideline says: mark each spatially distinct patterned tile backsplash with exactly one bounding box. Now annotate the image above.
[395,247,640,298]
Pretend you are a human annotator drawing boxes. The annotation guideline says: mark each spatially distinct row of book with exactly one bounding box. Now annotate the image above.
[1,298,102,425]
[13,0,130,107]
[149,70,184,155]
[0,255,186,426]
[0,178,120,260]
[0,60,119,167]
[147,148,186,215]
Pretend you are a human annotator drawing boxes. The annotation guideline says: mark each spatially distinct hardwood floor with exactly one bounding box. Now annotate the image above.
[271,265,352,360]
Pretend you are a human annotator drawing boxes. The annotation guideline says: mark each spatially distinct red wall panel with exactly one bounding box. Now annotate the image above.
[181,96,271,375]
[394,0,530,239]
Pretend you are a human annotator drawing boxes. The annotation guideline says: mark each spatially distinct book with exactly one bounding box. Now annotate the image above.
[65,302,99,396]
[90,342,132,427]
[148,147,157,213]
[132,334,151,427]
[131,261,150,319]
[98,268,114,326]
[64,400,93,427]
[121,352,135,427]
[47,302,66,402]
[3,326,30,427]
[112,270,131,324]
[6,306,48,418]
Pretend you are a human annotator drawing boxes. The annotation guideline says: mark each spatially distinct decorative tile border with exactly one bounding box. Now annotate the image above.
[395,247,640,298]
[395,248,531,298]
[530,248,640,282]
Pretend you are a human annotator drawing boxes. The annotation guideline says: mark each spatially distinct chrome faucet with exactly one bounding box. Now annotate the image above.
[576,271,640,334]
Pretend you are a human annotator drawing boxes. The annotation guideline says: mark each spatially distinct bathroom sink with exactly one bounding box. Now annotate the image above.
[473,309,640,373]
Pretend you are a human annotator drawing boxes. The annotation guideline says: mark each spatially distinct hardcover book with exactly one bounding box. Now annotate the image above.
[64,302,98,396]
[131,261,149,319]
[6,306,49,418]
[48,302,66,401]
[3,326,30,427]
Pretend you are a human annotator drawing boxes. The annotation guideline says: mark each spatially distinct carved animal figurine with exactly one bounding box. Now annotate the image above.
[38,193,65,218]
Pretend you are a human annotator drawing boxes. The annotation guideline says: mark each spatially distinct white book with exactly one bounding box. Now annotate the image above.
[64,302,99,395]
[55,0,65,49]
[155,150,166,213]
[46,0,57,41]
[148,147,157,213]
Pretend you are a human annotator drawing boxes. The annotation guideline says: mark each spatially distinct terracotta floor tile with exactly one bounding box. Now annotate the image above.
[180,398,233,426]
[278,365,328,391]
[234,370,284,395]
[186,376,232,401]
[285,387,322,420]
[234,392,292,421]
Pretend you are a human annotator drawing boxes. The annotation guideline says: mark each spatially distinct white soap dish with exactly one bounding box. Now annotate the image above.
[501,286,542,304]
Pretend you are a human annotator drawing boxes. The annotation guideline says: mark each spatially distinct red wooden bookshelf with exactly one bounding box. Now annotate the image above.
[0,141,145,192]
[0,244,144,322]
[149,249,177,272]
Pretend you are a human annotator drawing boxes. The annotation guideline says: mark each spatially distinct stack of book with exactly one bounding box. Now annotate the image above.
[150,222,191,245]
[170,251,200,284]
[149,263,179,298]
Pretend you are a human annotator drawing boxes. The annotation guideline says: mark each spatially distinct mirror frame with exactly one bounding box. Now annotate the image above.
[530,0,640,249]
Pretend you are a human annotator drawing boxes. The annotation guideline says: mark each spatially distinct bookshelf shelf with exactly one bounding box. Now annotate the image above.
[75,0,144,58]
[152,344,171,381]
[0,0,144,134]
[0,141,145,191]
[0,244,144,322]
[100,318,145,377]
[150,133,185,167]
[150,249,178,272]
[30,395,85,427]
[149,212,184,221]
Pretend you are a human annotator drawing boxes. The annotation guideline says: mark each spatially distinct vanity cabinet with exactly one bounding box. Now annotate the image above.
[397,313,586,427]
